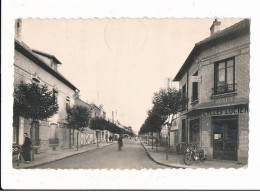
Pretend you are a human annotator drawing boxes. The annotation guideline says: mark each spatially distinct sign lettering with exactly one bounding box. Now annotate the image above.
[202,104,248,116]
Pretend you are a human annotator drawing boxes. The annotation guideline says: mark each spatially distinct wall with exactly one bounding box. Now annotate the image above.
[14,49,76,150]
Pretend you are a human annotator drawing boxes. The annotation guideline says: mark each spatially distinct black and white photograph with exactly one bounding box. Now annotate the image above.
[11,18,250,170]
[2,0,260,191]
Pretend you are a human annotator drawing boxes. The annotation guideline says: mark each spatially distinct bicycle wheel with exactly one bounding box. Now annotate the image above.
[184,153,193,165]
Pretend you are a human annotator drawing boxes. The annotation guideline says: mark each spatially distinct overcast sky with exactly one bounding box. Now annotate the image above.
[20,18,242,133]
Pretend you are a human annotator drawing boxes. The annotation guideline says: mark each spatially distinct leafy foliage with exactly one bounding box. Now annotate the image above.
[152,87,187,117]
[90,117,133,136]
[66,105,91,131]
[139,87,187,135]
[13,82,59,120]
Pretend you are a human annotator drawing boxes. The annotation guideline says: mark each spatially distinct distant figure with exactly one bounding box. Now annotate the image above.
[109,135,112,142]
[22,133,32,164]
[117,134,123,151]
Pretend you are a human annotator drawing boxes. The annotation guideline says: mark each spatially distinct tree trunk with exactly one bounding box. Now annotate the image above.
[152,132,154,149]
[77,130,79,151]
[96,131,99,147]
[156,131,158,152]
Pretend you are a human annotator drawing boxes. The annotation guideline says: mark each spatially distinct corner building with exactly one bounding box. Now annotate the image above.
[173,19,250,163]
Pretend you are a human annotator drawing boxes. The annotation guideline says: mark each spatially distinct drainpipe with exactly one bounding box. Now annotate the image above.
[186,70,189,146]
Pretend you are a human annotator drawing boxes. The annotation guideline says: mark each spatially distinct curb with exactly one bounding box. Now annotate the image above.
[140,140,185,169]
[16,143,116,169]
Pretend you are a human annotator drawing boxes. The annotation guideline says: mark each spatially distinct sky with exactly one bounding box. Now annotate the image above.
[20,18,242,133]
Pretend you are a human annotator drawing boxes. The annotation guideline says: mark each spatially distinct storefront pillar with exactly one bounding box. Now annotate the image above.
[18,117,24,145]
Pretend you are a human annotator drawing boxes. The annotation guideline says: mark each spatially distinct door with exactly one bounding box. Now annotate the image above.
[213,117,238,160]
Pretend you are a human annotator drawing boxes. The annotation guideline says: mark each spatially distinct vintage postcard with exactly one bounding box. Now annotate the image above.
[2,0,260,191]
[11,18,249,170]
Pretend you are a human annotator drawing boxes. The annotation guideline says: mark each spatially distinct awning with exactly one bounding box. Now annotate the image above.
[184,98,249,115]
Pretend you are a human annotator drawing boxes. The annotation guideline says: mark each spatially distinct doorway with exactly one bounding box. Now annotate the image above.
[212,116,238,160]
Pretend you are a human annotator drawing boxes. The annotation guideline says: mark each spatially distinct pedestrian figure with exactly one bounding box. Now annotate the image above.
[109,135,112,142]
[22,133,32,164]
[118,134,123,151]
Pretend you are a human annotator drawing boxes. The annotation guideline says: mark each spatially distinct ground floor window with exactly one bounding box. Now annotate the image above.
[13,115,19,144]
[189,118,200,144]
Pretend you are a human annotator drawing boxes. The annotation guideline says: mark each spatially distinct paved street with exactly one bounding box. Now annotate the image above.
[37,139,168,169]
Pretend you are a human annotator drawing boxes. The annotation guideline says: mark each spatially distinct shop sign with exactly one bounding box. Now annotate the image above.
[190,76,201,82]
[202,104,248,116]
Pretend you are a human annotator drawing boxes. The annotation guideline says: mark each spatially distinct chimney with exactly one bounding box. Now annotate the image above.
[210,19,221,36]
[15,19,22,41]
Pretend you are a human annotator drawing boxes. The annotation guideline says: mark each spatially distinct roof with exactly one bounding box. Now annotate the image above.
[173,19,250,81]
[75,98,92,108]
[90,104,100,110]
[32,49,62,64]
[15,40,79,91]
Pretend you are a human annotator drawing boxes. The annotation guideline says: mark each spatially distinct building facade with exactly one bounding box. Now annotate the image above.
[173,19,250,163]
[13,39,79,152]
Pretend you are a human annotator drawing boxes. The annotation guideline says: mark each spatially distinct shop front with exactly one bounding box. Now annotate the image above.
[186,103,249,163]
[202,103,248,162]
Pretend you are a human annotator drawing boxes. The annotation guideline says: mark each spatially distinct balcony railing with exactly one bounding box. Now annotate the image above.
[213,83,236,95]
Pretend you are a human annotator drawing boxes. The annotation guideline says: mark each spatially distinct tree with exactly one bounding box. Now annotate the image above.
[13,82,59,160]
[151,87,187,158]
[66,105,91,151]
[152,87,187,117]
[13,82,59,140]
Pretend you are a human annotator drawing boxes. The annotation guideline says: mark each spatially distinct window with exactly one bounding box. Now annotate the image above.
[192,82,198,101]
[181,119,186,142]
[189,119,200,143]
[13,116,19,144]
[191,71,198,102]
[182,84,186,95]
[181,84,187,110]
[214,58,235,94]
[53,89,58,103]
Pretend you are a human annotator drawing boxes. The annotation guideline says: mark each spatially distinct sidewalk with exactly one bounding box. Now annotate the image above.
[13,142,116,169]
[140,140,247,169]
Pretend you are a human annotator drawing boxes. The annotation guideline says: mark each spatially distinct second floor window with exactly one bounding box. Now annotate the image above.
[53,89,58,103]
[191,71,198,102]
[192,82,198,102]
[214,58,235,95]
[66,99,70,109]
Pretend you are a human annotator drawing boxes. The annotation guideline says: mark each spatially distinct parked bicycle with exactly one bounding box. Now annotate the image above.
[184,144,206,165]
[13,145,22,166]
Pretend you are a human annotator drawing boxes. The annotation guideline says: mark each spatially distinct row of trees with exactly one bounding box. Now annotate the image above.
[138,87,187,138]
[14,82,132,152]
[67,108,134,150]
